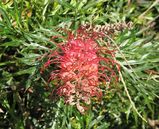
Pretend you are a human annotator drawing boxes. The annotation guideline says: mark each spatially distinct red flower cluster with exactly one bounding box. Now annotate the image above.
[41,27,120,113]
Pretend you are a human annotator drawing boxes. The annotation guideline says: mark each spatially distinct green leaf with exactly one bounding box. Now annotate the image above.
[0,41,22,47]
[0,61,15,66]
[13,67,36,76]
[89,115,104,128]
[0,7,12,28]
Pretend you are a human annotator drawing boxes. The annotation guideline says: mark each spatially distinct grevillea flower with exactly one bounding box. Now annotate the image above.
[41,27,120,113]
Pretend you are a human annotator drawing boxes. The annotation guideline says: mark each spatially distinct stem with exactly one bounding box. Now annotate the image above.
[119,71,147,123]
[103,36,147,123]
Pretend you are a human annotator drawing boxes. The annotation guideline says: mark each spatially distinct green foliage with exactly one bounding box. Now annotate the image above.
[0,0,159,129]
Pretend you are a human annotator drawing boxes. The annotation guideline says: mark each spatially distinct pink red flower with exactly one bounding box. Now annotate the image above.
[41,27,120,113]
